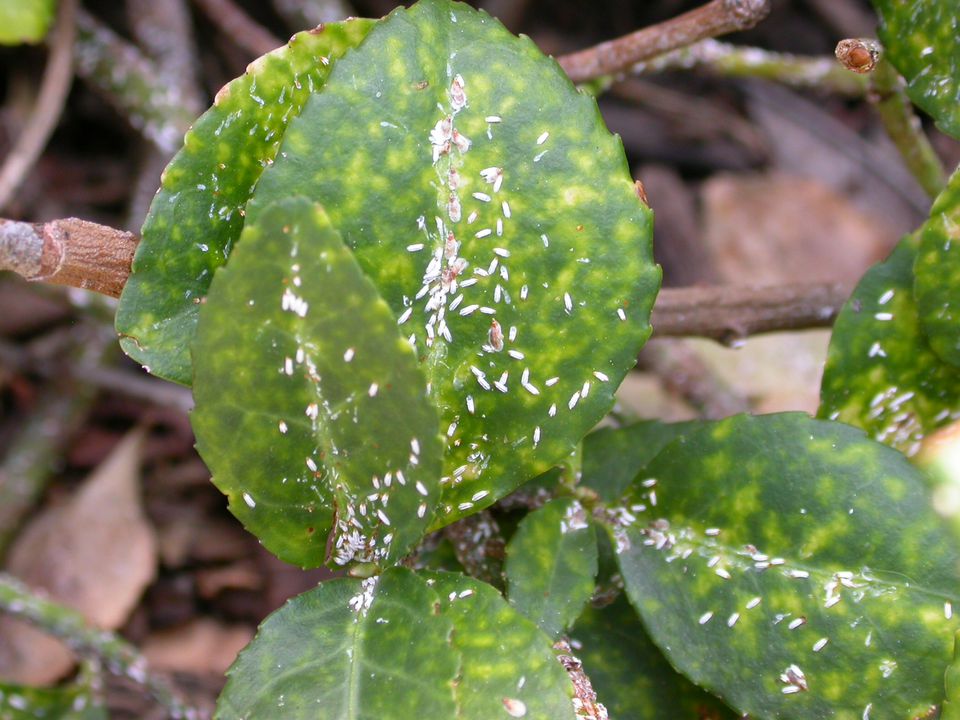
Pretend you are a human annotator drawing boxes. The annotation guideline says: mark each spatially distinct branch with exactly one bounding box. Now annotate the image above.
[192,0,283,58]
[0,334,194,414]
[638,339,749,419]
[1,218,852,341]
[651,282,851,342]
[272,0,356,28]
[834,39,947,200]
[124,0,205,230]
[558,0,771,84]
[0,573,203,720]
[125,0,204,112]
[0,329,109,557]
[75,9,195,153]
[0,0,77,211]
[0,218,137,298]
[631,38,868,96]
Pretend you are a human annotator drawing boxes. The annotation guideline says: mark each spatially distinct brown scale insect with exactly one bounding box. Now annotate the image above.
[488,319,504,352]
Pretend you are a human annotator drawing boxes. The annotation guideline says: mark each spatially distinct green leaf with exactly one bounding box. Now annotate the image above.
[944,630,960,720]
[819,237,960,456]
[871,0,960,139]
[426,572,576,719]
[571,595,737,720]
[581,420,700,502]
[217,567,575,719]
[0,0,56,45]
[191,198,442,568]
[216,568,458,719]
[115,19,375,385]
[0,681,105,719]
[915,166,960,366]
[606,412,960,719]
[504,498,598,637]
[249,0,659,524]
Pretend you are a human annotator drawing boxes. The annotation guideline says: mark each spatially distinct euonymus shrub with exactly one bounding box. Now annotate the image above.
[107,0,960,717]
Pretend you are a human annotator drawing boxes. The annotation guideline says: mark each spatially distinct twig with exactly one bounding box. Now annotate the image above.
[743,81,931,218]
[0,0,77,212]
[612,78,767,157]
[192,0,282,58]
[0,572,203,720]
[558,0,771,84]
[124,0,204,230]
[637,339,750,419]
[272,0,355,28]
[0,327,110,557]
[125,0,204,110]
[1,217,851,341]
[631,39,867,96]
[651,282,851,342]
[74,10,194,154]
[0,218,137,298]
[0,335,193,413]
[832,39,945,199]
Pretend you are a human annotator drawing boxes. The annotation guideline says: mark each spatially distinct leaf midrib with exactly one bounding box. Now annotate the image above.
[618,521,960,604]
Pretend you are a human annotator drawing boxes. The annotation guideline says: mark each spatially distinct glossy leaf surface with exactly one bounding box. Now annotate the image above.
[192,199,442,568]
[608,413,960,719]
[872,0,960,139]
[571,596,736,719]
[250,0,659,524]
[115,19,375,385]
[216,567,575,719]
[580,420,699,502]
[819,238,960,456]
[504,498,597,637]
[0,0,55,44]
[915,167,960,366]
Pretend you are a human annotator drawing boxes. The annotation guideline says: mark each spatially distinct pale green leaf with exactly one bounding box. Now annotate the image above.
[944,630,960,720]
[607,413,960,719]
[571,596,736,720]
[871,0,960,139]
[215,568,458,719]
[581,420,700,503]
[191,198,442,568]
[0,682,104,719]
[115,19,375,385]
[505,498,597,637]
[216,567,576,719]
[249,0,659,525]
[427,572,576,719]
[915,166,960,366]
[0,0,56,45]
[819,237,960,456]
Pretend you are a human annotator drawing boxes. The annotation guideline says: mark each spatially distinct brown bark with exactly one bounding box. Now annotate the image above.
[0,218,138,298]
[558,0,771,83]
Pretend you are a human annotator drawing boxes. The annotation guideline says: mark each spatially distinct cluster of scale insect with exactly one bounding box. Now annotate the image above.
[600,477,954,712]
[396,70,619,512]
[274,261,434,566]
[828,284,960,456]
[327,436,432,566]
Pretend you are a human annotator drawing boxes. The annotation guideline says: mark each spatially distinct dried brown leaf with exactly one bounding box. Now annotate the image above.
[142,618,253,676]
[0,428,157,683]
